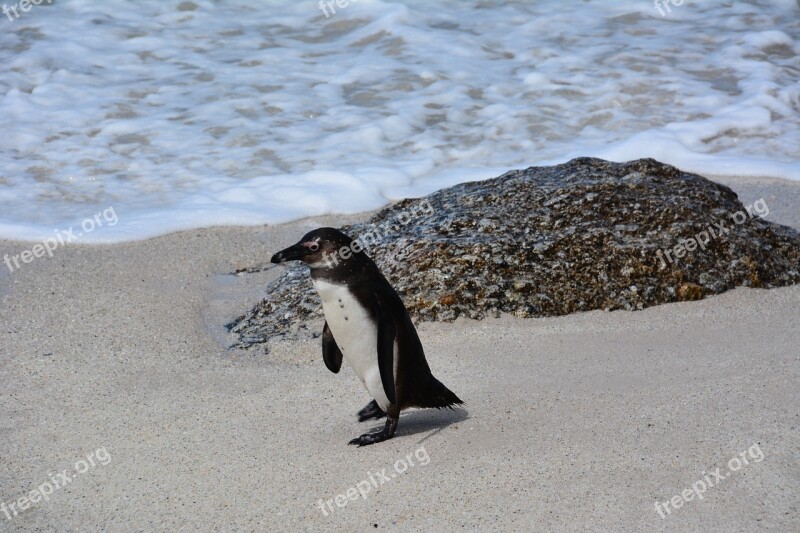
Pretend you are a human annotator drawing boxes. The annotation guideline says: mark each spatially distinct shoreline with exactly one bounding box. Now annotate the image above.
[1,171,798,249]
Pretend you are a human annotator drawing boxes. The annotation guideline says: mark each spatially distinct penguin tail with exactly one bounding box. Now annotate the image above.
[421,375,464,409]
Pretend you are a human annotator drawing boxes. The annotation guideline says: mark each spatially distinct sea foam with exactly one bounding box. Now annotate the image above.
[1,0,798,242]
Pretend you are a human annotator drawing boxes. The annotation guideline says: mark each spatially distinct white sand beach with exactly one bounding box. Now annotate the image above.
[1,176,798,531]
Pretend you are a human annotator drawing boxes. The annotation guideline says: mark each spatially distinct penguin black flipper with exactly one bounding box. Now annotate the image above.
[321,321,342,373]
[373,292,397,405]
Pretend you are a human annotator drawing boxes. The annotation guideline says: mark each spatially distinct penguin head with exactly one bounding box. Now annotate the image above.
[270,227,357,269]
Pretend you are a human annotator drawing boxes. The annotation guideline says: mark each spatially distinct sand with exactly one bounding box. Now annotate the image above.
[1,177,798,531]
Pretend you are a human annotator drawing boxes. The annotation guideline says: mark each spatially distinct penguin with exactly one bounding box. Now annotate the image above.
[270,227,463,446]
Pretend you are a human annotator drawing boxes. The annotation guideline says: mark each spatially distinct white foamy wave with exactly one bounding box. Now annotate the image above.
[1,0,798,242]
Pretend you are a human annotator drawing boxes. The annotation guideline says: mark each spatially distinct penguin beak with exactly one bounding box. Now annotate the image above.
[271,242,309,264]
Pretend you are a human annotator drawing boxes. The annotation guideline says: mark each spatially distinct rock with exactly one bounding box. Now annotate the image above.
[677,283,703,301]
[227,158,800,351]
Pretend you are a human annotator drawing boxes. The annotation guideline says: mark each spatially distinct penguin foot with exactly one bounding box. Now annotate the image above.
[357,400,386,422]
[348,416,398,447]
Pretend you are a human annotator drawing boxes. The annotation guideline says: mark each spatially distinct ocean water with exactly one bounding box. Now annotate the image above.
[1,0,798,242]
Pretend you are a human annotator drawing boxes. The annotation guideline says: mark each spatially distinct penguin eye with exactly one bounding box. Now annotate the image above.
[308,242,320,252]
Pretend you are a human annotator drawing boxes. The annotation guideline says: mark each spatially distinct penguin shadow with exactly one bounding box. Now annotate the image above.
[362,408,470,444]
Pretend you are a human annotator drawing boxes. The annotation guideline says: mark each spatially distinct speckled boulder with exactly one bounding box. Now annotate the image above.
[228,157,800,350]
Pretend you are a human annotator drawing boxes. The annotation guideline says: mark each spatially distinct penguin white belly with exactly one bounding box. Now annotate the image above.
[312,279,392,411]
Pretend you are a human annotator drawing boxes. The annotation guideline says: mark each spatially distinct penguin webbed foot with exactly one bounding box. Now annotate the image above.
[349,416,398,446]
[357,400,386,422]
